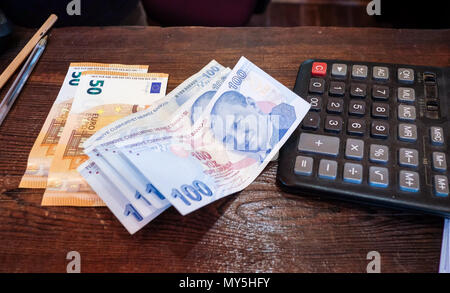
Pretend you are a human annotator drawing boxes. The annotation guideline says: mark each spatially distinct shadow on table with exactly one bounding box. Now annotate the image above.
[137,194,237,259]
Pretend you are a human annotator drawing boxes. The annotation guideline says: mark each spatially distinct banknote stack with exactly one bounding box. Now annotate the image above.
[20,57,311,234]
[20,63,169,208]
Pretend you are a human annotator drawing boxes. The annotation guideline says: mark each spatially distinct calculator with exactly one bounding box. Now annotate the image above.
[277,59,450,217]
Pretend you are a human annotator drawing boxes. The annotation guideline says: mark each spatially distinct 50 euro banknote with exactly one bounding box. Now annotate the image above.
[41,70,168,206]
[77,61,230,232]
[116,56,310,216]
[19,63,148,188]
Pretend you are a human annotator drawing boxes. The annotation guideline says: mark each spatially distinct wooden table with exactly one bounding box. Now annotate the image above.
[0,26,449,273]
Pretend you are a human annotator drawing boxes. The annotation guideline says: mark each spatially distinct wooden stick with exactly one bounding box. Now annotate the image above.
[0,14,57,91]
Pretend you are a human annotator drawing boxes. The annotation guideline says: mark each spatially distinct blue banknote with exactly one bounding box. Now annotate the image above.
[117,56,311,215]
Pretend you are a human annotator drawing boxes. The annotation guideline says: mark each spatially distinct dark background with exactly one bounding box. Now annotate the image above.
[0,0,449,28]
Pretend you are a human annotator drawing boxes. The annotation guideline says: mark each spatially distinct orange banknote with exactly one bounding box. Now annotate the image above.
[20,63,148,188]
[41,70,168,206]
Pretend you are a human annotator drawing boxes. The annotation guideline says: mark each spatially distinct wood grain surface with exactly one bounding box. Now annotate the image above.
[0,26,449,273]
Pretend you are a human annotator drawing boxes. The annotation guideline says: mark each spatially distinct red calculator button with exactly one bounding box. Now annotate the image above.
[312,62,327,77]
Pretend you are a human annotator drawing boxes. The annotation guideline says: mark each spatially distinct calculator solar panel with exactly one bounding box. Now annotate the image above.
[277,59,450,217]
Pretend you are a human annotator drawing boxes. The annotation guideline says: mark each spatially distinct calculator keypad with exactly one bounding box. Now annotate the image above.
[290,60,449,210]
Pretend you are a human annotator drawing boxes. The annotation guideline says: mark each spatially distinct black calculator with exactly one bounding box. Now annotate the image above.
[277,59,450,217]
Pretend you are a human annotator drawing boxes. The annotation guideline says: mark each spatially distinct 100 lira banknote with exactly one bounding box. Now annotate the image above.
[78,61,230,233]
[19,63,148,188]
[117,56,310,216]
[81,61,229,209]
[42,70,168,206]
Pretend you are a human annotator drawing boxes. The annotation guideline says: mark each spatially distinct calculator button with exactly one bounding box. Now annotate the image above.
[434,175,449,197]
[329,82,345,96]
[432,152,447,172]
[398,123,417,142]
[430,127,445,145]
[348,100,366,116]
[399,170,420,192]
[398,148,419,168]
[398,68,414,84]
[309,78,325,94]
[372,66,389,81]
[298,133,340,157]
[371,121,389,138]
[331,64,347,77]
[369,166,389,188]
[326,98,344,114]
[345,138,364,160]
[318,159,338,180]
[350,83,367,98]
[311,62,327,77]
[370,144,389,163]
[343,163,363,184]
[352,65,368,79]
[347,118,366,136]
[398,87,415,103]
[324,115,343,133]
[302,112,320,130]
[372,103,389,119]
[398,104,416,121]
[294,156,314,176]
[372,85,389,100]
[306,96,322,111]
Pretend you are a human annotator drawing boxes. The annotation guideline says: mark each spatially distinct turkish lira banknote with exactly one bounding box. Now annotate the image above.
[81,61,229,210]
[78,160,168,234]
[116,56,310,216]
[78,61,230,232]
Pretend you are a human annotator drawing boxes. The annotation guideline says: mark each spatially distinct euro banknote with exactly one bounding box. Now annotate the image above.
[42,70,168,206]
[117,56,310,216]
[78,61,230,226]
[19,63,148,188]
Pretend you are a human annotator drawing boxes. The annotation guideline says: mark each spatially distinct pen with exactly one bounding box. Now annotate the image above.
[0,35,47,126]
[0,14,57,90]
